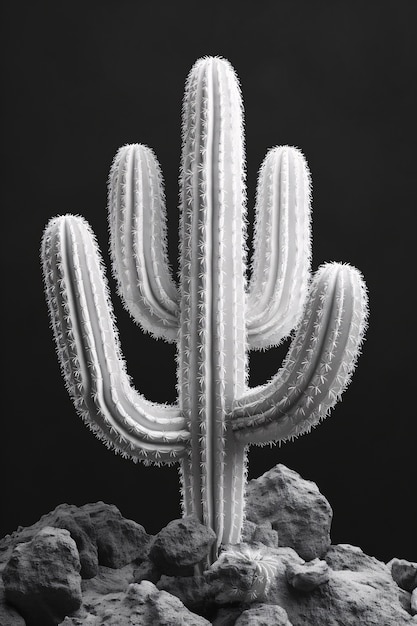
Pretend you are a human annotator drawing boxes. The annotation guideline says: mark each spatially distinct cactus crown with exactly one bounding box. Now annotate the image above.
[41,56,368,558]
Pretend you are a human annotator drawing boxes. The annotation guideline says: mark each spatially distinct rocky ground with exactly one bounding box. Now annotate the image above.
[1,464,416,625]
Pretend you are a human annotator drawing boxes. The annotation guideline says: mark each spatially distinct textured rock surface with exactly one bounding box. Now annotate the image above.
[241,520,279,548]
[286,558,330,591]
[325,543,390,576]
[1,465,416,625]
[245,464,332,560]
[3,527,82,626]
[388,558,417,592]
[158,574,214,614]
[411,588,417,614]
[62,581,211,625]
[80,502,152,569]
[149,516,216,576]
[0,502,151,578]
[235,603,292,625]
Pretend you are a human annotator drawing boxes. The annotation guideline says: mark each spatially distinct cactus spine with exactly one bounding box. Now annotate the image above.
[41,56,368,561]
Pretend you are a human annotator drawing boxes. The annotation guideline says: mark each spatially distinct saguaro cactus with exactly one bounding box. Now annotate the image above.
[41,57,368,560]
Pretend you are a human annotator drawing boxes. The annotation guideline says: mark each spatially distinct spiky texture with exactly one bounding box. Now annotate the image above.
[41,56,368,563]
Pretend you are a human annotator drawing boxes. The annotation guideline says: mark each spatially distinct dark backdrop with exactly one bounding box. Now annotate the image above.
[2,1,416,562]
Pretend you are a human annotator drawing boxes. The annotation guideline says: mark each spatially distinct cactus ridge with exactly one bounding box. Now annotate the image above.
[41,56,368,557]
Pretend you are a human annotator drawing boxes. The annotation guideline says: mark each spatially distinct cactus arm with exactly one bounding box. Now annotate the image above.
[230,263,368,445]
[41,215,189,465]
[108,144,179,342]
[246,146,311,350]
[177,57,248,550]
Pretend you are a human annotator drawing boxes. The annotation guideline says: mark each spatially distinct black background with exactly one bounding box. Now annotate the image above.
[2,1,416,562]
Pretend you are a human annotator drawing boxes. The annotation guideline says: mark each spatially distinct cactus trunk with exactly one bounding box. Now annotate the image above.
[177,58,248,552]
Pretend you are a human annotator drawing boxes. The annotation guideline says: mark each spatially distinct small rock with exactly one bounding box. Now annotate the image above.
[245,464,332,560]
[133,559,161,584]
[3,526,82,626]
[157,574,214,614]
[149,516,216,576]
[235,603,292,625]
[388,558,417,592]
[411,588,417,615]
[242,520,278,548]
[211,605,247,625]
[286,558,330,591]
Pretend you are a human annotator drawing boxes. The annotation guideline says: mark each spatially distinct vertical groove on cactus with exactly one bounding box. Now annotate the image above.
[108,143,179,342]
[41,55,368,563]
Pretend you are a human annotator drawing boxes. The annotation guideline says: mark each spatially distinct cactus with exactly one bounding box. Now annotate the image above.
[41,56,368,562]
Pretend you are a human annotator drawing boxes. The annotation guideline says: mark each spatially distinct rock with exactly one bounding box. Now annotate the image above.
[62,581,211,625]
[3,526,82,626]
[205,543,303,605]
[0,502,152,578]
[81,564,134,597]
[0,579,25,626]
[235,603,292,625]
[245,464,332,560]
[81,502,152,569]
[211,605,247,625]
[0,503,98,579]
[242,520,279,548]
[286,558,330,591]
[268,567,415,625]
[325,543,390,577]
[133,559,161,584]
[149,516,216,576]
[157,574,214,614]
[388,558,417,592]
[411,588,417,615]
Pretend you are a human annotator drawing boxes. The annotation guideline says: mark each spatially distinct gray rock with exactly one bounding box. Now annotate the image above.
[0,578,25,626]
[3,526,82,626]
[242,520,279,549]
[205,543,303,605]
[268,567,415,625]
[286,558,330,591]
[411,588,417,615]
[133,559,161,584]
[388,558,417,592]
[235,603,292,625]
[0,502,152,578]
[245,464,332,560]
[157,574,214,614]
[81,502,152,569]
[325,543,390,577]
[62,581,211,625]
[211,605,247,625]
[149,516,216,576]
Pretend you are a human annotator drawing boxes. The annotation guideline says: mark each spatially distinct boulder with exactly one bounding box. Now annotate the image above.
[81,502,152,569]
[149,516,216,576]
[388,558,417,592]
[245,464,332,560]
[286,558,330,591]
[3,527,82,626]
